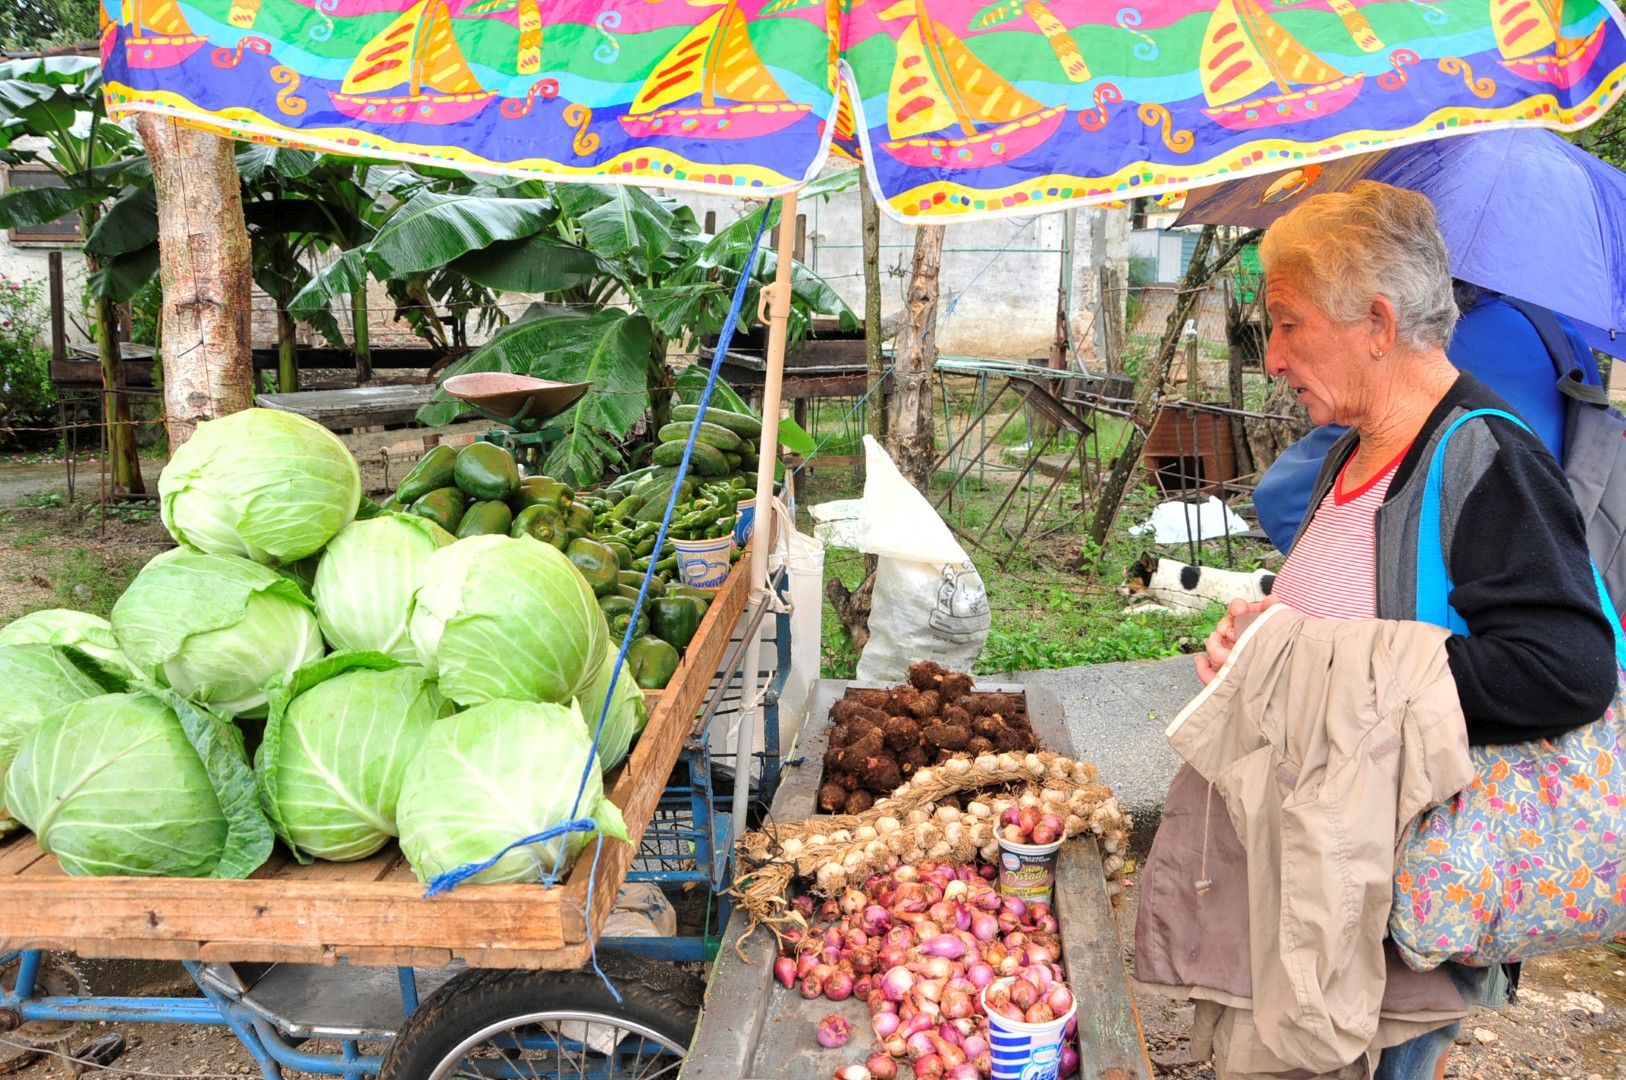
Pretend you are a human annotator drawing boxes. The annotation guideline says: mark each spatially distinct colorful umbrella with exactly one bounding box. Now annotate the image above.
[1175,128,1626,342]
[101,0,1626,223]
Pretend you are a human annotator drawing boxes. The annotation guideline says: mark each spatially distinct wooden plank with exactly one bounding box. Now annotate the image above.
[683,895,780,1080]
[0,837,49,877]
[1057,841,1154,1080]
[565,555,753,948]
[274,851,396,881]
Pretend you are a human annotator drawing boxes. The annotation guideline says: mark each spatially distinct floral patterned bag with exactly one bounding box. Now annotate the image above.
[1390,409,1626,970]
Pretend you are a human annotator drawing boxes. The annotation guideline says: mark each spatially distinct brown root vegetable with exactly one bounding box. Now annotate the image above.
[848,729,885,759]
[972,715,1003,740]
[908,660,950,691]
[881,715,923,752]
[843,790,874,815]
[823,745,849,771]
[906,689,941,719]
[845,689,890,710]
[847,704,889,729]
[898,745,931,774]
[817,782,846,812]
[937,672,974,701]
[836,772,861,791]
[884,686,922,717]
[862,755,903,794]
[966,736,995,756]
[829,699,863,725]
[993,726,1032,752]
[827,722,855,748]
[941,704,972,728]
[924,723,971,751]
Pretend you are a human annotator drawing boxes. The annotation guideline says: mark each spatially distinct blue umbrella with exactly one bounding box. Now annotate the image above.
[1175,129,1626,351]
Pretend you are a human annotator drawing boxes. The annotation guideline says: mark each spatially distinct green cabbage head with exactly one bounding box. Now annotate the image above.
[5,689,273,877]
[396,699,627,885]
[160,408,362,564]
[112,549,324,716]
[313,514,452,661]
[408,535,607,707]
[0,609,138,678]
[576,654,649,773]
[257,653,451,862]
[0,645,114,833]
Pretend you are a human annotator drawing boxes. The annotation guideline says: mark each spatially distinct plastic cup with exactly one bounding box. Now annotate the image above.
[983,977,1078,1080]
[733,497,757,547]
[998,835,1064,908]
[673,535,736,589]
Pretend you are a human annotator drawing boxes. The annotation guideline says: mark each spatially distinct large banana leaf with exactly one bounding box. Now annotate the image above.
[288,248,372,323]
[83,188,157,259]
[578,186,673,280]
[418,305,652,487]
[236,145,319,183]
[88,244,158,303]
[448,235,609,295]
[0,57,99,86]
[366,189,556,276]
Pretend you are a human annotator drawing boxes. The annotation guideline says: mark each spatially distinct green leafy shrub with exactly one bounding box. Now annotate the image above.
[0,274,54,444]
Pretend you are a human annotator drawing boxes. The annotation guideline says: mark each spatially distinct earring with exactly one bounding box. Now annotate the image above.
[1372,348,1385,360]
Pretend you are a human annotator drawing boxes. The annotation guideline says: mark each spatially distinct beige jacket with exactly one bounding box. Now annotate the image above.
[1137,606,1475,1075]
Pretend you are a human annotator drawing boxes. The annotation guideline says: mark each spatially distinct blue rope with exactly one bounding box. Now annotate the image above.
[422,817,600,897]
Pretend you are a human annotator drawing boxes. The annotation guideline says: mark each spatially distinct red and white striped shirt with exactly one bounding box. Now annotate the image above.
[1270,444,1411,621]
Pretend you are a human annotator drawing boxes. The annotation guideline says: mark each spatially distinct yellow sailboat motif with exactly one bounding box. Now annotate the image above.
[878,0,1066,170]
[1200,0,1364,129]
[619,0,812,140]
[121,0,207,68]
[329,0,495,125]
[1491,0,1605,87]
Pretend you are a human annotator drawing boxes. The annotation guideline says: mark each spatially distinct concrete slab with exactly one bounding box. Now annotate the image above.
[986,655,1202,854]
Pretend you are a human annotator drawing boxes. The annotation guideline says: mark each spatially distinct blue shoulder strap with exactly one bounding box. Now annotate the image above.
[1415,407,1626,666]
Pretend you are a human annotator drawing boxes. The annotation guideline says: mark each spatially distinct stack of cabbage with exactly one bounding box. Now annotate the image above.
[0,409,642,884]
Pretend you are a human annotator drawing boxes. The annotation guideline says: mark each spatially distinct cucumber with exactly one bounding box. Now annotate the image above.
[656,421,744,453]
[652,439,730,477]
[673,403,762,440]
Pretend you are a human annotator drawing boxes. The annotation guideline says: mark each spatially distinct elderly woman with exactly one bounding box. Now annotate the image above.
[1136,181,1615,1080]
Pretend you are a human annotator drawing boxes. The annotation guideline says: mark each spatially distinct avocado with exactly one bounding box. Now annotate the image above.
[397,444,457,504]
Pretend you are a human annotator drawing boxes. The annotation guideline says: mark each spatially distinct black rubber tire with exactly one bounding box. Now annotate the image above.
[378,952,703,1080]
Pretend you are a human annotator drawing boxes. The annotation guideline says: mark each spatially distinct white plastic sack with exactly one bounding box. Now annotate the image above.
[854,436,990,683]
[1130,495,1251,545]
[809,498,865,550]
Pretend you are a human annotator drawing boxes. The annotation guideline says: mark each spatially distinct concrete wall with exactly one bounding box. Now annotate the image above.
[0,240,90,348]
[681,180,1131,363]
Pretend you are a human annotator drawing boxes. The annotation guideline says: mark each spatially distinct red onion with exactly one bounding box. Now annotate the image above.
[984,981,1011,1008]
[852,949,877,976]
[818,900,842,922]
[867,1052,898,1080]
[917,956,953,981]
[1030,824,1059,846]
[1005,931,1028,950]
[817,1014,852,1049]
[940,988,974,1019]
[1041,813,1064,836]
[793,895,815,919]
[990,1001,1025,1024]
[821,946,843,968]
[1009,977,1038,1011]
[970,913,998,942]
[900,1012,934,1038]
[937,1022,964,1047]
[774,957,796,988]
[880,966,912,1003]
[866,990,892,1015]
[962,1034,989,1059]
[882,1035,906,1059]
[953,905,972,933]
[996,912,1021,935]
[1024,1002,1055,1025]
[883,927,915,951]
[1064,1015,1077,1039]
[1060,1044,1079,1077]
[966,962,994,990]
[813,964,835,984]
[894,884,929,913]
[823,927,845,949]
[932,1036,966,1070]
[913,1053,944,1080]
[1001,806,1022,827]
[972,889,1001,912]
[943,879,968,902]
[947,1064,980,1080]
[862,905,892,934]
[928,900,957,925]
[782,928,803,947]
[1002,896,1028,920]
[973,1050,992,1075]
[1018,806,1041,835]
[840,888,867,916]
[831,1068,870,1080]
[920,935,966,960]
[912,979,943,1005]
[1024,942,1054,965]
[1034,912,1059,934]
[797,952,818,979]
[826,971,855,1001]
[877,944,907,971]
[978,863,997,880]
[800,975,824,1000]
[915,920,942,940]
[894,866,919,883]
[845,927,870,950]
[906,1031,936,1061]
[1022,966,1052,995]
[872,1011,900,1039]
[1047,986,1074,1015]
[998,953,1021,976]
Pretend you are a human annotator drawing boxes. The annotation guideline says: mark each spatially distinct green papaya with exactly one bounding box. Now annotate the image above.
[454,443,520,501]
[457,500,514,538]
[397,444,457,504]
[410,486,467,534]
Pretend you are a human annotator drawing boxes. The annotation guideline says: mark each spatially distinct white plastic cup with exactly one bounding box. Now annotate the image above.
[673,535,736,589]
[983,977,1078,1080]
[733,497,757,547]
[998,835,1064,908]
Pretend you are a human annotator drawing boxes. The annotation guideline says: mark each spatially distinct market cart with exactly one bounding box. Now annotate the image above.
[682,679,1153,1080]
[0,550,793,1079]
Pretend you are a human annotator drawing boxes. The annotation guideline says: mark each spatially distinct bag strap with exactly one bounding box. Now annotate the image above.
[1501,295,1611,408]
[1415,407,1626,667]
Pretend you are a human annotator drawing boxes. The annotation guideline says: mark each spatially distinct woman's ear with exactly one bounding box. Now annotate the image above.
[1368,294,1399,359]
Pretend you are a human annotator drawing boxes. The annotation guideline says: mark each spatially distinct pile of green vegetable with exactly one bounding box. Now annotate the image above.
[0,409,655,885]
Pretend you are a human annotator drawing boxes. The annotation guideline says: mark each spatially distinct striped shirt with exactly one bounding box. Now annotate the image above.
[1271,444,1411,621]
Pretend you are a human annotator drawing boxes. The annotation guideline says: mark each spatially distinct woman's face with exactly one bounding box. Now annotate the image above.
[1263,272,1378,427]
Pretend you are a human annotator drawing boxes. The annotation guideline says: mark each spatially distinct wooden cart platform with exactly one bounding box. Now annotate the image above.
[682,679,1153,1080]
[0,556,754,971]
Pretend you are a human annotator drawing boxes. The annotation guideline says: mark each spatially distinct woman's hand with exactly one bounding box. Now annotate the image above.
[1195,596,1279,685]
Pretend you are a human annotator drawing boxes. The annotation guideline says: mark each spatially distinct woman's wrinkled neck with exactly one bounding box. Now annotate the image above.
[1351,347,1458,458]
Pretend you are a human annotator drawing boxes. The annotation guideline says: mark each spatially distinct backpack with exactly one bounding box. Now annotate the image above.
[1501,297,1626,616]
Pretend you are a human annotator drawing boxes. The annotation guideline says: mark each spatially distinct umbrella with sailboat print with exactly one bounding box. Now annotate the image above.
[98,0,1626,222]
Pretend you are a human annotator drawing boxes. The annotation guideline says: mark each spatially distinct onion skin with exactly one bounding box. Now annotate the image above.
[867,1054,899,1080]
[775,957,796,988]
[816,1014,852,1049]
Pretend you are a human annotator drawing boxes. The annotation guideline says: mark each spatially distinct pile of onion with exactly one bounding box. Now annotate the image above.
[1000,805,1064,847]
[774,860,1081,1080]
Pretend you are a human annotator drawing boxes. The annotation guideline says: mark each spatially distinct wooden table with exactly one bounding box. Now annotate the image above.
[681,679,1153,1080]
[255,384,438,431]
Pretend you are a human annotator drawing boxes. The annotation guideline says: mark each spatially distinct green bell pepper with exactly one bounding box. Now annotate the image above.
[665,584,715,608]
[567,537,621,597]
[619,570,662,594]
[599,596,649,639]
[627,635,680,690]
[409,486,467,534]
[602,540,635,570]
[454,443,520,502]
[512,475,573,513]
[397,444,457,504]
[564,502,596,542]
[651,595,707,650]
[511,502,568,548]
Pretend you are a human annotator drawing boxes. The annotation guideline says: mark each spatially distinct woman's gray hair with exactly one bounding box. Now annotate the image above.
[1258,180,1458,351]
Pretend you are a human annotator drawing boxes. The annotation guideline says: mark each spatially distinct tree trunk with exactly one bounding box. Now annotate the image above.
[135,115,254,447]
[1087,225,1232,554]
[886,225,945,493]
[860,178,886,446]
[1245,378,1312,475]
[277,307,299,392]
[352,288,373,385]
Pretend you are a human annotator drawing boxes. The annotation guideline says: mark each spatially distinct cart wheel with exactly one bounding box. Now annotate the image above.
[0,952,89,1075]
[378,952,701,1080]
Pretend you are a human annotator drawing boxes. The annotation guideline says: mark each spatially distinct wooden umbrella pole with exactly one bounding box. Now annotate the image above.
[732,190,800,841]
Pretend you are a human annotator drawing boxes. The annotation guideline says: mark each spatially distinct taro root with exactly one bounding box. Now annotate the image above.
[884,685,923,717]
[993,726,1031,752]
[881,715,923,752]
[924,723,971,750]
[848,704,889,729]
[828,722,856,748]
[863,754,903,794]
[972,715,1003,740]
[898,744,931,774]
[937,672,974,701]
[844,790,875,815]
[836,772,861,791]
[848,728,885,760]
[966,735,995,756]
[818,782,847,812]
[830,699,865,725]
[941,704,972,728]
[908,660,948,691]
[824,744,850,771]
[907,689,941,719]
[846,688,890,710]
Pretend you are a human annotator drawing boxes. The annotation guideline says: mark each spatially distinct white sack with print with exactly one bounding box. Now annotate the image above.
[854,436,990,683]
